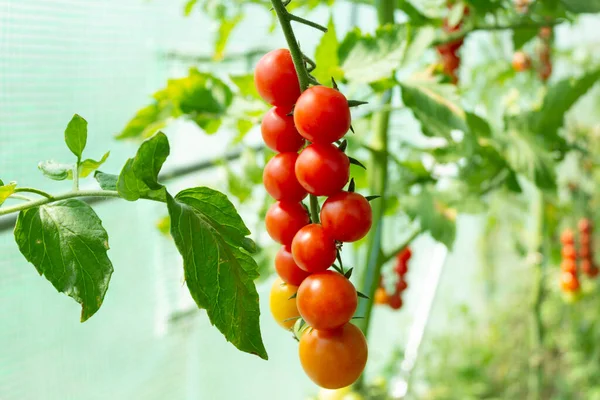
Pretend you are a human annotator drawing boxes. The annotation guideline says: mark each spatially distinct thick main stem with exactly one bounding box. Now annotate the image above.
[270,0,319,222]
[0,190,121,216]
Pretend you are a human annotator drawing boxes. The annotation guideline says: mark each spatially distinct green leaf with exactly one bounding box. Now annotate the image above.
[559,0,600,13]
[0,178,4,186]
[313,17,343,84]
[77,152,110,179]
[64,114,88,159]
[116,104,166,140]
[227,169,253,203]
[230,74,261,99]
[402,188,456,249]
[94,171,118,191]
[38,160,72,181]
[0,182,17,206]
[402,26,436,67]
[14,199,114,322]
[512,27,538,50]
[118,132,169,202]
[167,188,268,360]
[397,0,433,26]
[465,112,492,138]
[400,81,468,138]
[447,3,465,28]
[503,129,557,190]
[214,14,243,61]
[184,0,198,16]
[340,24,407,83]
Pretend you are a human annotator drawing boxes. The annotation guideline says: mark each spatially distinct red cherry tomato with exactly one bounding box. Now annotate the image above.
[560,271,580,292]
[299,323,368,389]
[297,270,357,330]
[387,294,403,310]
[560,229,575,245]
[295,144,350,196]
[265,201,310,245]
[578,218,592,234]
[581,259,593,273]
[254,49,301,107]
[561,245,577,261]
[395,279,408,293]
[560,259,577,274]
[394,261,408,276]
[291,224,337,273]
[269,277,299,330]
[512,51,531,72]
[320,191,372,243]
[293,86,351,144]
[263,152,307,201]
[397,247,412,264]
[275,245,310,286]
[261,107,305,153]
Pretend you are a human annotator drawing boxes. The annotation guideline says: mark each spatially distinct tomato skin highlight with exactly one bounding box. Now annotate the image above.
[295,144,350,196]
[294,86,351,144]
[275,245,311,286]
[291,224,337,273]
[321,191,372,242]
[265,201,310,245]
[269,277,299,330]
[299,323,368,389]
[261,107,305,153]
[263,152,308,201]
[297,270,358,330]
[254,49,301,107]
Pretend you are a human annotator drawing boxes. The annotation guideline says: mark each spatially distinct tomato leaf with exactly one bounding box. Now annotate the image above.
[313,16,343,84]
[116,104,166,140]
[64,114,87,159]
[38,160,72,181]
[167,188,268,360]
[559,0,600,13]
[230,74,261,99]
[14,199,114,322]
[402,188,456,249]
[118,132,169,202]
[94,171,118,191]
[76,152,110,178]
[0,182,17,206]
[214,14,243,61]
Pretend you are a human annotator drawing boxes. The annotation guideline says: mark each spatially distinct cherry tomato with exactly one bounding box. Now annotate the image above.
[560,259,577,274]
[561,245,577,261]
[320,191,372,243]
[261,107,305,153]
[397,247,412,264]
[297,270,357,330]
[395,279,408,293]
[254,49,301,107]
[374,287,388,305]
[394,261,408,276]
[560,229,574,245]
[387,294,403,310]
[263,152,307,201]
[269,277,299,330]
[539,62,552,82]
[441,52,460,81]
[275,245,310,286]
[291,224,337,273]
[578,218,592,234]
[295,144,350,196]
[586,266,599,278]
[539,26,552,40]
[581,259,593,274]
[436,39,463,56]
[265,201,310,245]
[580,246,591,259]
[299,323,368,389]
[293,86,351,144]
[512,51,531,72]
[560,271,580,292]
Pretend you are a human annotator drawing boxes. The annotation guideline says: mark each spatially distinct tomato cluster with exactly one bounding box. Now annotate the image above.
[255,48,371,389]
[578,218,599,278]
[512,51,531,72]
[375,247,411,310]
[436,3,469,84]
[537,27,553,82]
[560,229,580,293]
[515,0,530,13]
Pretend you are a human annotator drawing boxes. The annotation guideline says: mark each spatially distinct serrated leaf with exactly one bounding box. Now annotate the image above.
[118,132,169,202]
[14,199,114,322]
[230,74,261,99]
[167,188,267,360]
[0,182,17,206]
[38,160,72,181]
[503,129,557,190]
[560,0,600,13]
[402,188,456,249]
[313,16,343,84]
[116,104,166,140]
[400,81,468,138]
[340,24,407,83]
[94,171,118,191]
[64,114,87,159]
[214,14,243,61]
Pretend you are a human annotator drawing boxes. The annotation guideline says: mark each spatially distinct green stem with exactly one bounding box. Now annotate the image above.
[381,227,422,264]
[288,14,328,32]
[73,161,80,191]
[0,190,121,216]
[270,0,320,222]
[14,187,54,199]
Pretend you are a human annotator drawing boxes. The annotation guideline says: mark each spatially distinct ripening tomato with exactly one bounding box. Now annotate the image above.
[560,271,580,292]
[512,51,531,72]
[560,229,575,245]
[580,234,591,248]
[293,86,351,144]
[263,152,307,201]
[254,49,301,107]
[269,277,299,330]
[265,201,310,245]
[299,323,368,389]
[395,279,408,293]
[580,246,591,259]
[436,39,463,56]
[560,259,577,274]
[539,62,552,82]
[297,270,358,330]
[397,247,412,264]
[539,26,552,40]
[441,52,460,78]
[394,261,408,276]
[261,107,305,153]
[291,224,337,273]
[374,287,388,305]
[295,144,350,196]
[320,191,372,243]
[387,294,403,310]
[578,218,592,234]
[561,245,577,261]
[275,246,311,286]
[581,259,593,274]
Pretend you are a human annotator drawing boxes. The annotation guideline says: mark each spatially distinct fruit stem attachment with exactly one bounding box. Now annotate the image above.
[270,0,321,223]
